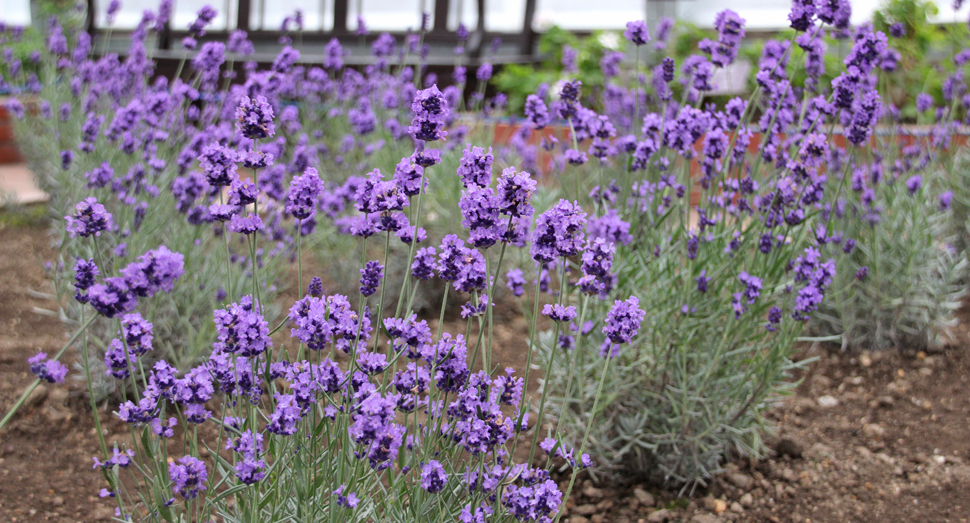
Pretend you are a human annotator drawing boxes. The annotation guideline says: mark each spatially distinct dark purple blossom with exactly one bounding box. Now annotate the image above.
[120,313,153,356]
[502,479,563,521]
[788,0,816,31]
[235,95,275,140]
[530,200,587,262]
[602,296,645,347]
[267,393,302,435]
[495,167,536,218]
[104,339,135,379]
[411,247,437,280]
[228,212,263,234]
[393,156,426,196]
[940,191,953,210]
[65,197,113,238]
[437,235,488,293]
[624,20,650,45]
[410,85,450,142]
[542,304,577,323]
[460,186,502,248]
[457,145,494,188]
[905,175,922,194]
[286,168,324,220]
[87,277,137,318]
[356,169,408,214]
[199,144,237,187]
[578,237,616,297]
[120,246,184,298]
[524,95,550,129]
[73,258,99,303]
[93,448,134,470]
[28,352,68,383]
[421,460,449,493]
[169,456,207,500]
[85,162,114,188]
[506,268,526,297]
[696,270,709,293]
[213,295,272,357]
[360,261,384,297]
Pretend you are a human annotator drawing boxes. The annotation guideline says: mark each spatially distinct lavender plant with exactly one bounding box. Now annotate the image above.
[529,4,968,486]
[5,12,294,394]
[814,170,966,350]
[0,7,636,522]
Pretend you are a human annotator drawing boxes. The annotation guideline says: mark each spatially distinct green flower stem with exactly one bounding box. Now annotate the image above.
[553,348,613,523]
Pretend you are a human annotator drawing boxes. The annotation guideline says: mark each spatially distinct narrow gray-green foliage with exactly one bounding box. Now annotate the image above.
[811,153,967,351]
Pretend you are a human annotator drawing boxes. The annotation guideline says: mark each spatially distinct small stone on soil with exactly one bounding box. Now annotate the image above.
[817,395,839,408]
[633,487,655,507]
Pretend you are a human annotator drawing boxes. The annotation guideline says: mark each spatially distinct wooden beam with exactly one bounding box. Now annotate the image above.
[333,0,349,32]
[85,0,97,37]
[237,0,252,32]
[432,0,449,33]
[468,0,485,57]
[521,0,537,57]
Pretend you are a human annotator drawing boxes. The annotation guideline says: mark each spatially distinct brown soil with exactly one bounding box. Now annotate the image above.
[1,218,969,523]
[0,220,118,522]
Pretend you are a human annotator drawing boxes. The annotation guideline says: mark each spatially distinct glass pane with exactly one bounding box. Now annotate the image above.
[3,0,31,26]
[172,0,232,31]
[350,0,422,32]
[96,0,161,28]
[447,0,477,31]
[534,0,641,30]
[485,0,526,32]
[252,0,331,31]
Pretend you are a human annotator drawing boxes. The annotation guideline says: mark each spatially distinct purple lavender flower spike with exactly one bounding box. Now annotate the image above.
[530,200,587,262]
[228,212,263,234]
[87,276,137,318]
[602,296,645,347]
[624,20,650,45]
[542,304,577,323]
[286,167,324,220]
[268,393,303,435]
[360,261,384,297]
[28,352,68,383]
[495,167,536,218]
[213,295,272,357]
[120,245,185,298]
[410,85,450,142]
[700,10,746,67]
[457,144,494,188]
[506,268,527,297]
[120,313,153,356]
[198,144,237,187]
[169,456,207,500]
[65,197,113,238]
[235,95,275,140]
[421,460,449,493]
[411,247,437,281]
[460,186,502,248]
[524,94,550,129]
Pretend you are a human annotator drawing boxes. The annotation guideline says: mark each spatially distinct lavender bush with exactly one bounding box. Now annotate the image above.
[0,7,631,521]
[527,4,970,486]
[7,12,299,395]
[812,140,966,351]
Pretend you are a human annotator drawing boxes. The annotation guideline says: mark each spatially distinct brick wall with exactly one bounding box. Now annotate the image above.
[0,104,23,165]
